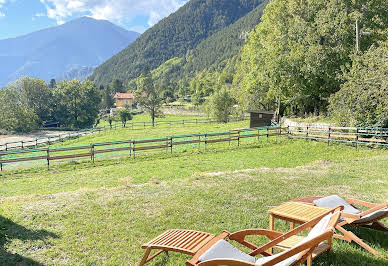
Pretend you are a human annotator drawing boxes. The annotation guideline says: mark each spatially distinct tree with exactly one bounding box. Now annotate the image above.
[49,79,57,89]
[109,78,126,93]
[329,40,388,127]
[53,80,101,129]
[207,87,236,123]
[234,0,388,116]
[0,87,39,132]
[117,109,133,127]
[135,68,163,126]
[16,77,53,124]
[103,85,114,110]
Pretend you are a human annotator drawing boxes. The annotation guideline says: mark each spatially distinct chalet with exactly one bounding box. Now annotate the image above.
[114,93,135,108]
[246,110,275,128]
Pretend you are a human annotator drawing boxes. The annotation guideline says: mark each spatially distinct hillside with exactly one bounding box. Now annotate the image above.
[184,0,268,75]
[89,0,265,86]
[0,17,139,86]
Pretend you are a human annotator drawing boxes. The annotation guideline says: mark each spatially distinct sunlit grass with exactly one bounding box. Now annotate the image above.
[0,138,387,265]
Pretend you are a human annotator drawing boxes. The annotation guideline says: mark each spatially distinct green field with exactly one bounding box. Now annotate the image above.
[0,129,387,265]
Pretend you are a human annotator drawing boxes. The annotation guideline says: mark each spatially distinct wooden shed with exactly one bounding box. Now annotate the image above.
[246,110,275,128]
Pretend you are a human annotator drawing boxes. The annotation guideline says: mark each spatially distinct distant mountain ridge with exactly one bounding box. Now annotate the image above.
[89,0,266,86]
[0,17,139,86]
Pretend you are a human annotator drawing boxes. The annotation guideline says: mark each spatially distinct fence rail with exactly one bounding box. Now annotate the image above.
[289,126,388,148]
[0,118,245,152]
[0,126,285,171]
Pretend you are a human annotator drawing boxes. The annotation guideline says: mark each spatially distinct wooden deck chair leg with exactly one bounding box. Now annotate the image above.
[336,226,379,256]
[138,248,151,266]
[138,249,165,266]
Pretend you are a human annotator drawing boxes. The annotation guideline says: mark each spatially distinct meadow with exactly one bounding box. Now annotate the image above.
[0,121,387,265]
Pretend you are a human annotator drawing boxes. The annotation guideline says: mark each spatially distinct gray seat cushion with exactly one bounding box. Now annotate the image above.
[313,195,361,214]
[353,208,388,224]
[198,239,256,264]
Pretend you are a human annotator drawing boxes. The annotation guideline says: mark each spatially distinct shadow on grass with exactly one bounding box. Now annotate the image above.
[0,215,58,265]
[346,225,388,250]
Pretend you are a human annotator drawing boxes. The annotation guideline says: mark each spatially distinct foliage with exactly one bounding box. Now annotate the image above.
[49,79,57,89]
[206,88,236,122]
[234,0,388,116]
[135,69,164,126]
[329,41,388,128]
[89,0,266,86]
[0,87,39,132]
[12,77,53,123]
[117,108,133,127]
[53,80,101,129]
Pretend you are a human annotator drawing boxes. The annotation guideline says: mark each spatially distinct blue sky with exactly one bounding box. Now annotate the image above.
[0,0,188,40]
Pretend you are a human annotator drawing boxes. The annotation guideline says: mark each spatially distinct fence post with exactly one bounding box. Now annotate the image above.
[5,143,7,151]
[287,126,290,139]
[170,137,173,154]
[258,129,260,142]
[355,128,359,150]
[266,128,269,141]
[48,137,51,146]
[133,141,136,159]
[21,141,24,149]
[328,127,331,146]
[238,131,240,147]
[144,122,146,129]
[205,134,207,151]
[129,142,132,157]
[91,144,95,163]
[47,148,50,170]
[306,126,309,140]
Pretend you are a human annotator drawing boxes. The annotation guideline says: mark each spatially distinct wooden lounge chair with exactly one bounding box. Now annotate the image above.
[139,207,342,266]
[293,195,388,256]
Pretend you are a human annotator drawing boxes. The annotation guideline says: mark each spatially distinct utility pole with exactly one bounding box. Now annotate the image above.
[355,19,360,52]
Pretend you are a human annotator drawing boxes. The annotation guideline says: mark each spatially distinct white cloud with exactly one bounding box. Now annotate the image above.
[35,12,46,17]
[40,0,188,26]
[0,11,4,18]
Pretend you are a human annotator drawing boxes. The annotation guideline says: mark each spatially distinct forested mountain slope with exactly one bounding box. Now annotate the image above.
[89,0,266,86]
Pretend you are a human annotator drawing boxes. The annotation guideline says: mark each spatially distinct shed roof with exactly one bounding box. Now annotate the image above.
[246,110,275,115]
[114,93,134,99]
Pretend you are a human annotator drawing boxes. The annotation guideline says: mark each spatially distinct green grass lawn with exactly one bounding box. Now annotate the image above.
[0,138,387,265]
[60,118,248,146]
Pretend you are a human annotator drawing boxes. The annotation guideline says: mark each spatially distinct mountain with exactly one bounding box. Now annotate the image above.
[0,17,139,86]
[58,66,97,81]
[89,0,266,86]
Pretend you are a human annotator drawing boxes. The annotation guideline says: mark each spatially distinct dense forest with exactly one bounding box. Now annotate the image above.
[89,0,266,85]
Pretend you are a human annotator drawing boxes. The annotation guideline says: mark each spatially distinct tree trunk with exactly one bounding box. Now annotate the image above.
[151,109,155,127]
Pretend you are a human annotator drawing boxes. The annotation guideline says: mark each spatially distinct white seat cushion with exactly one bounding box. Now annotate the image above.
[198,239,256,264]
[354,208,388,224]
[314,195,360,214]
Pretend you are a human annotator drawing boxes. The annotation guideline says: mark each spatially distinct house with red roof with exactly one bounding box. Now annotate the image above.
[114,93,135,108]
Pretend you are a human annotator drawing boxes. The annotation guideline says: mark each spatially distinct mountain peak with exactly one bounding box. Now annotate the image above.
[0,17,140,86]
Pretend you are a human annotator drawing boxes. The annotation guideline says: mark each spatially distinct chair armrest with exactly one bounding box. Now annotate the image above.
[345,198,378,208]
[360,202,388,217]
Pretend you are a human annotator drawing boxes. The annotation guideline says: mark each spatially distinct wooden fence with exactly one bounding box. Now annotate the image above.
[0,118,244,151]
[0,126,286,171]
[289,126,388,148]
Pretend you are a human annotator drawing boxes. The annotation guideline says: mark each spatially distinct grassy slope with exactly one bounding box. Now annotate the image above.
[0,139,387,265]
